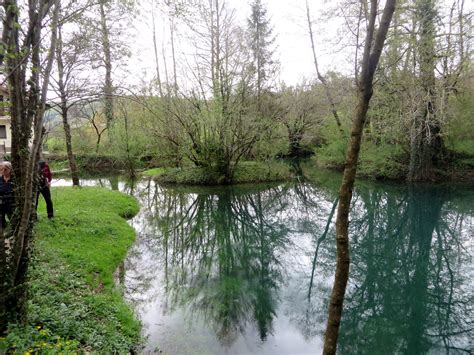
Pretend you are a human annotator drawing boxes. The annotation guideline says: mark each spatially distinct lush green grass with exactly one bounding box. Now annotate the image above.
[0,187,142,353]
[141,167,166,177]
[155,161,293,185]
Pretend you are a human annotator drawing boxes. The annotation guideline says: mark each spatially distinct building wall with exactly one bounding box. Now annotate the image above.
[0,87,11,156]
[0,117,12,154]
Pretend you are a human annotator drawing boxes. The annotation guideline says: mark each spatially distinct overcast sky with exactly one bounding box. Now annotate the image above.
[125,0,473,88]
[126,0,351,88]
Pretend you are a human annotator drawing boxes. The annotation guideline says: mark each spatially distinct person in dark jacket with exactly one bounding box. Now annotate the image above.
[37,159,54,219]
[0,161,14,227]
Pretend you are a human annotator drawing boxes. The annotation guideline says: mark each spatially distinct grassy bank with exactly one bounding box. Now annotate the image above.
[145,161,293,185]
[0,187,141,353]
[315,139,474,182]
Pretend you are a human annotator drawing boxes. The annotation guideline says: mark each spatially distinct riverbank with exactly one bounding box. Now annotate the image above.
[314,146,474,183]
[0,188,141,353]
[145,161,293,185]
[49,151,474,184]
[48,154,150,175]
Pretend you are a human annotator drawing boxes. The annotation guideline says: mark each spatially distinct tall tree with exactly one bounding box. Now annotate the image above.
[150,0,164,97]
[0,0,59,331]
[52,4,96,186]
[247,0,277,110]
[322,0,396,353]
[83,0,134,128]
[99,0,114,127]
[407,0,443,181]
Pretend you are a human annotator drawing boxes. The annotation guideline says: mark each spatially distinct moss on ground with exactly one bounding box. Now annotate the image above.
[154,161,293,185]
[0,187,141,353]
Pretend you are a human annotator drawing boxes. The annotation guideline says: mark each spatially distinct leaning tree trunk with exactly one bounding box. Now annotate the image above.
[407,0,443,181]
[306,0,344,136]
[322,0,396,354]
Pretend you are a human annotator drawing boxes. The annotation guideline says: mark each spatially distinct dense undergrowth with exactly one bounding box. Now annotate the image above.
[314,121,474,181]
[147,161,293,185]
[0,187,141,353]
[48,116,474,183]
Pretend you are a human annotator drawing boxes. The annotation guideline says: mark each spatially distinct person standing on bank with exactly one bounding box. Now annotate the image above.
[37,159,54,219]
[0,161,15,227]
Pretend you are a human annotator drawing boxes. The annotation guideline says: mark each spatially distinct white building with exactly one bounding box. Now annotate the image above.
[0,87,11,157]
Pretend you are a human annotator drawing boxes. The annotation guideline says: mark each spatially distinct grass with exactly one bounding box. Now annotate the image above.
[0,187,142,353]
[141,167,166,177]
[155,160,293,185]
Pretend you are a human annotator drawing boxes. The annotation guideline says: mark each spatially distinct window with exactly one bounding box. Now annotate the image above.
[0,125,6,139]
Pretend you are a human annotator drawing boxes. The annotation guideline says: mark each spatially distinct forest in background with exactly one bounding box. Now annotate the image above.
[41,0,473,183]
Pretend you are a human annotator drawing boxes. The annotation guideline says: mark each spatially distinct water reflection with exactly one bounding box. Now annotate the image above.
[340,185,473,354]
[121,179,473,354]
[53,176,473,354]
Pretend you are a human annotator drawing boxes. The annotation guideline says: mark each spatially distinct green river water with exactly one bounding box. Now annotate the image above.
[60,169,474,354]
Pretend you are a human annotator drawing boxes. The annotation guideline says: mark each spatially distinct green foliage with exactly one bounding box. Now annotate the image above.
[445,91,474,156]
[455,157,474,169]
[48,159,69,172]
[358,142,407,180]
[316,122,408,180]
[1,187,141,353]
[315,123,348,169]
[142,167,166,177]
[45,137,66,154]
[107,102,152,174]
[233,161,292,183]
[0,324,80,353]
[156,161,292,185]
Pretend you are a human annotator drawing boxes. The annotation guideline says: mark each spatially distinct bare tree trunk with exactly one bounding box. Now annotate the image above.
[322,0,396,353]
[61,108,80,186]
[170,16,178,94]
[99,1,114,128]
[119,103,135,178]
[151,0,164,97]
[305,0,344,135]
[56,22,80,186]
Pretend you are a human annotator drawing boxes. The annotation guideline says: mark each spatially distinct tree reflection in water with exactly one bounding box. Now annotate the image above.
[123,177,473,354]
[339,185,473,354]
[126,183,293,346]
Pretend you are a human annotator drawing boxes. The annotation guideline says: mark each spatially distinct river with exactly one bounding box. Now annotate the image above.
[54,170,474,354]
